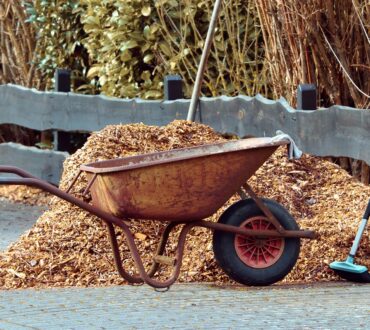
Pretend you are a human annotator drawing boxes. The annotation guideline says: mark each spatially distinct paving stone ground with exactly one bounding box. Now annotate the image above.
[0,199,45,251]
[0,283,369,329]
[0,199,369,329]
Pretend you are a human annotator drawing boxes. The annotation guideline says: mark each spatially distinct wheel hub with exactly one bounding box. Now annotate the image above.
[234,216,285,268]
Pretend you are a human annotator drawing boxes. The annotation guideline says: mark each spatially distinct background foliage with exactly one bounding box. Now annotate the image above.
[79,0,265,99]
[25,0,91,91]
[22,0,265,99]
[256,0,369,109]
[0,0,369,181]
[0,0,39,87]
[255,0,370,183]
[0,0,40,145]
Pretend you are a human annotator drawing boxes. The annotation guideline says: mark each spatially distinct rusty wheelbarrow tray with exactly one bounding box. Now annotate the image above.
[0,137,315,289]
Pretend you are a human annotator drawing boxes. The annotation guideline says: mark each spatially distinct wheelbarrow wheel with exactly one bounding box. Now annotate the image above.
[213,198,300,286]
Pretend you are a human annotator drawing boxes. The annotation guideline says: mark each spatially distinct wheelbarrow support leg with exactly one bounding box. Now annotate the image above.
[148,222,181,277]
[109,219,196,289]
[106,221,182,283]
[105,222,144,284]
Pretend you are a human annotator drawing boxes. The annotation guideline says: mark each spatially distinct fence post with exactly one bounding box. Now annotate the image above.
[38,70,71,150]
[164,75,183,100]
[53,69,71,151]
[55,68,71,93]
[38,68,71,149]
[297,84,316,110]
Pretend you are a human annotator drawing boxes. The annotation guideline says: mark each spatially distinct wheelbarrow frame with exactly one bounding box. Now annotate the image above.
[0,165,315,289]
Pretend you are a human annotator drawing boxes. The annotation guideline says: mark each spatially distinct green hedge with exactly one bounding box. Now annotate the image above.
[25,0,91,91]
[28,0,267,99]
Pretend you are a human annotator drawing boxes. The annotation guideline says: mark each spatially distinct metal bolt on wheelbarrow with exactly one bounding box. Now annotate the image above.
[0,137,315,289]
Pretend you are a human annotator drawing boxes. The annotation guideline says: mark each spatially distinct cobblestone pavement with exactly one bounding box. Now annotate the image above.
[0,283,369,329]
[0,199,369,329]
[0,199,45,251]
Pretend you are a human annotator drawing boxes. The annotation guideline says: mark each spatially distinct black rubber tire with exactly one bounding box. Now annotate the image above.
[213,198,300,286]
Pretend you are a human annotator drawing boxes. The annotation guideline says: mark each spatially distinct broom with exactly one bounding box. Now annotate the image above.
[330,199,370,282]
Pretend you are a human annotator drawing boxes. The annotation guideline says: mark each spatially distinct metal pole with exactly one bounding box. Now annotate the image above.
[187,0,222,121]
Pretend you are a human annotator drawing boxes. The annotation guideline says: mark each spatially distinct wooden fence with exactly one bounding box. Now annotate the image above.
[1,84,369,184]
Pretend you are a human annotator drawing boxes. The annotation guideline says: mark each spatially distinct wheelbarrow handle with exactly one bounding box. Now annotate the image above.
[0,173,130,227]
[0,170,185,289]
[0,166,39,180]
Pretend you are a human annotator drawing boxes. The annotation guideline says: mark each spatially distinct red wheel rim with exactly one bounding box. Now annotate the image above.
[234,216,285,268]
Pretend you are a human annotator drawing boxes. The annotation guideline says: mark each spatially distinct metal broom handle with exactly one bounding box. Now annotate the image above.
[187,0,223,121]
[349,199,370,258]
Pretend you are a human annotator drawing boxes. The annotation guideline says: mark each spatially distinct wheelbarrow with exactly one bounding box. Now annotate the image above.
[0,137,315,289]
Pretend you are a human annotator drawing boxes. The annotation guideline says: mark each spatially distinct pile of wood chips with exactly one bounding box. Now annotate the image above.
[0,120,369,289]
[0,186,49,206]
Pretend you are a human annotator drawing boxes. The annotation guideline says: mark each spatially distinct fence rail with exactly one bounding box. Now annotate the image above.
[0,143,67,183]
[1,84,369,184]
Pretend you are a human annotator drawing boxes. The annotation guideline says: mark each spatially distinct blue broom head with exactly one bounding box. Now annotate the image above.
[330,260,367,274]
[330,260,370,283]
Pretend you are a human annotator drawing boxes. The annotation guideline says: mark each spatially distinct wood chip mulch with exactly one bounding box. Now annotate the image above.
[0,186,49,206]
[0,120,369,289]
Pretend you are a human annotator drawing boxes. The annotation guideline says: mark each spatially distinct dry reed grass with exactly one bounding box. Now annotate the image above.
[256,0,369,108]
[256,0,370,183]
[0,0,41,87]
[0,1,42,144]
